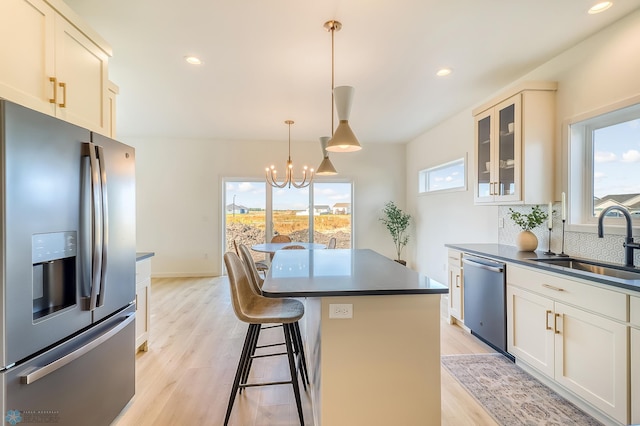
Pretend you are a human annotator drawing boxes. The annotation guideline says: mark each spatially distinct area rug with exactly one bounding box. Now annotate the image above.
[441,354,602,425]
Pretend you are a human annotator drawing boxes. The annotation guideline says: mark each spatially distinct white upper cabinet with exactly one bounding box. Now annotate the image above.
[473,82,556,205]
[0,0,112,135]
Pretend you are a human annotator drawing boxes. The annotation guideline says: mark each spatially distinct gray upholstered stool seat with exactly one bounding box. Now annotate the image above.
[223,252,305,425]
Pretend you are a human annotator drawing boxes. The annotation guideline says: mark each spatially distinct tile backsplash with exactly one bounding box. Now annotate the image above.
[498,204,640,266]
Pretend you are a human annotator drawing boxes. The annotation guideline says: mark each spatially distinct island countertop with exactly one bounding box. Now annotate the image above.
[262,248,448,298]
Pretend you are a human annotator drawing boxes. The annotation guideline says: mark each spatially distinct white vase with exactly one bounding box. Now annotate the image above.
[516,230,538,252]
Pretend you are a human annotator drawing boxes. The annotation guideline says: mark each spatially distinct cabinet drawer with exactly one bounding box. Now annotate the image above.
[135,259,151,284]
[632,296,640,327]
[507,264,627,322]
[448,249,462,267]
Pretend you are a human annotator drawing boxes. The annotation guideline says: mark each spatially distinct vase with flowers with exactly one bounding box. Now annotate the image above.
[508,205,548,251]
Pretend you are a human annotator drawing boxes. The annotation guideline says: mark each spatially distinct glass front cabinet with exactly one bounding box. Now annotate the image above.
[473,82,557,205]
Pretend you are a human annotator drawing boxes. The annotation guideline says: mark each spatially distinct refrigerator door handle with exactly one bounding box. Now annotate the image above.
[96,144,109,308]
[20,313,135,385]
[82,142,103,311]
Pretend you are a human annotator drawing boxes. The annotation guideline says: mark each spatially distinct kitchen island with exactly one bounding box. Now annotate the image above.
[262,249,448,426]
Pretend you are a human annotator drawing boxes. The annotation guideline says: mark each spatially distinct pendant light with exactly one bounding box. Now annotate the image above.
[316,136,337,175]
[265,120,314,188]
[324,20,362,153]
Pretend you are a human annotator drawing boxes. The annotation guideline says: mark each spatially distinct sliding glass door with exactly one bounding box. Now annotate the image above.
[313,182,352,248]
[223,179,353,262]
[224,181,267,262]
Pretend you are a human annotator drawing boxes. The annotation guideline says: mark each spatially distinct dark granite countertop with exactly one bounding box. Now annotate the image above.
[136,252,155,262]
[262,249,448,298]
[445,243,640,293]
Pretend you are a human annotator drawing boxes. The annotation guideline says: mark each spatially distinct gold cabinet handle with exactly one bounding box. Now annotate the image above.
[542,284,565,292]
[455,274,461,288]
[545,310,553,330]
[554,313,561,334]
[58,82,67,108]
[49,77,57,104]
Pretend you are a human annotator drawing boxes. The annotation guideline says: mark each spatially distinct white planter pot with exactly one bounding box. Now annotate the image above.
[516,230,538,252]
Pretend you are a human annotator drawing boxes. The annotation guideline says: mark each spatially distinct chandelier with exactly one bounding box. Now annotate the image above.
[324,20,361,153]
[265,120,314,188]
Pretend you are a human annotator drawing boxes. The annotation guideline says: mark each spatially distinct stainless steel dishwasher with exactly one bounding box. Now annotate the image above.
[462,254,512,359]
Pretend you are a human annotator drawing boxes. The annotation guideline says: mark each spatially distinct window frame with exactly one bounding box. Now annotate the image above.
[567,95,640,232]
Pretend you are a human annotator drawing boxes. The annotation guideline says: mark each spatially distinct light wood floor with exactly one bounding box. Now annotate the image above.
[113,276,498,426]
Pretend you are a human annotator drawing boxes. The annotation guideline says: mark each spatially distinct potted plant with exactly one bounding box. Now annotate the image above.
[508,205,548,251]
[379,201,411,265]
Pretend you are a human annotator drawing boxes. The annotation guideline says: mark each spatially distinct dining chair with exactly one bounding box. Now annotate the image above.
[269,234,292,260]
[271,234,292,243]
[223,252,306,425]
[327,237,337,249]
[282,245,305,250]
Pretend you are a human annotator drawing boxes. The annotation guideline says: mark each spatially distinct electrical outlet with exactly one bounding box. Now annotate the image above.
[498,218,504,228]
[329,303,353,319]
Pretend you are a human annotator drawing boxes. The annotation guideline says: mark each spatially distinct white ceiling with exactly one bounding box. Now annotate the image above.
[64,0,640,145]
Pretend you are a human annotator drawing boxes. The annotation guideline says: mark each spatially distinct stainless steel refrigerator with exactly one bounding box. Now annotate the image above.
[0,100,136,425]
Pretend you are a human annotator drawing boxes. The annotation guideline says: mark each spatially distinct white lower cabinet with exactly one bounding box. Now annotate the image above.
[507,265,628,424]
[632,296,640,424]
[135,257,152,352]
[507,286,554,377]
[447,249,463,323]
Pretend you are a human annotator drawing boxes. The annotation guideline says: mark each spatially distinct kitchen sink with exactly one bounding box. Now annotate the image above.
[527,257,640,281]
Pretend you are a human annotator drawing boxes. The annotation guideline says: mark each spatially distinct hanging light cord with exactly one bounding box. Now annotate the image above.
[330,22,335,137]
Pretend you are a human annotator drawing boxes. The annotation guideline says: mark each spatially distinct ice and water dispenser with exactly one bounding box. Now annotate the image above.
[32,232,77,321]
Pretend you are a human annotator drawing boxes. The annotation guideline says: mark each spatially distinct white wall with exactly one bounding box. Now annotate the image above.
[127,136,405,277]
[406,109,498,283]
[406,9,640,279]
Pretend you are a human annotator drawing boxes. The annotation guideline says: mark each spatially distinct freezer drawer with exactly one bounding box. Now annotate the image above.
[2,305,135,426]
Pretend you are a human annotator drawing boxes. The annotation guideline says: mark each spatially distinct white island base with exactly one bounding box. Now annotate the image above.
[304,294,442,426]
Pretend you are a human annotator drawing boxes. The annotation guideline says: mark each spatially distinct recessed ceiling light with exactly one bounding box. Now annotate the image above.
[185,56,203,65]
[588,1,613,14]
[436,67,452,77]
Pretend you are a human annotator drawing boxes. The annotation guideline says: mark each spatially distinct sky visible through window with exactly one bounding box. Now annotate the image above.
[226,181,351,211]
[593,118,640,198]
[427,160,465,192]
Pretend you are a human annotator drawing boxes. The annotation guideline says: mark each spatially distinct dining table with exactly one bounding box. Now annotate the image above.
[262,248,448,425]
[250,242,326,254]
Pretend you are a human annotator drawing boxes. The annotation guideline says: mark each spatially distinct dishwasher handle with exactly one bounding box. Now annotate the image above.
[462,257,505,273]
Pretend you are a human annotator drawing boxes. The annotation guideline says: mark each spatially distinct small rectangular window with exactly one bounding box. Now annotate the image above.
[419,156,466,194]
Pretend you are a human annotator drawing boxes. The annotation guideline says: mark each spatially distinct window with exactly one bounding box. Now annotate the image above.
[224,180,353,261]
[419,156,466,194]
[568,99,640,226]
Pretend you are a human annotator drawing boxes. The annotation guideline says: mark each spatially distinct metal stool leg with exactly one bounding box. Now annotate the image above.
[240,324,261,393]
[284,323,305,425]
[293,321,310,386]
[224,323,257,425]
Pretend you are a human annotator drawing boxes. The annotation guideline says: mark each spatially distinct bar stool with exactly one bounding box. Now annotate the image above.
[223,252,305,425]
[237,244,309,389]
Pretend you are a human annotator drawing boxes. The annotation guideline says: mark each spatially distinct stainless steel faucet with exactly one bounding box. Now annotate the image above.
[597,205,640,268]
